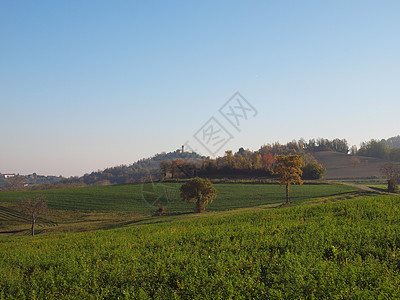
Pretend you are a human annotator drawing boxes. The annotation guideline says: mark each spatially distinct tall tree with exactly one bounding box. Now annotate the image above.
[19,194,48,236]
[273,155,304,203]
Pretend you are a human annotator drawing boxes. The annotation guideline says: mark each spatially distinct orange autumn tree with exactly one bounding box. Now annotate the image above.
[273,155,304,204]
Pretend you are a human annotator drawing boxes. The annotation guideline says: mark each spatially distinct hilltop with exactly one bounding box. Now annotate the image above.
[63,150,205,185]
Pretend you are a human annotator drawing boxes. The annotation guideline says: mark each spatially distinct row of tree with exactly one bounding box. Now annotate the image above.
[256,138,350,155]
[356,139,400,161]
[160,149,326,180]
[305,138,349,153]
[159,138,347,181]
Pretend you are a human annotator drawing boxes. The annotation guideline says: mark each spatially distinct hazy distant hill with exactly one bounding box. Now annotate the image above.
[384,136,400,148]
[63,150,205,185]
[0,173,62,190]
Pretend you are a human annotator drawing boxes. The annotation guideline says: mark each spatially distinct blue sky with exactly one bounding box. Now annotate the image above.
[1,1,399,176]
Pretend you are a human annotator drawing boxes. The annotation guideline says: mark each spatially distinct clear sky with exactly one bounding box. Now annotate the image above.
[1,1,399,177]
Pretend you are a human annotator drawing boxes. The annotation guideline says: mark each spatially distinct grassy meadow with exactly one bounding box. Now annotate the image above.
[1,193,400,298]
[2,182,397,298]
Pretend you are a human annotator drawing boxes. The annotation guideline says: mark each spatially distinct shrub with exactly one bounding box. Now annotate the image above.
[180,177,217,213]
[302,163,327,180]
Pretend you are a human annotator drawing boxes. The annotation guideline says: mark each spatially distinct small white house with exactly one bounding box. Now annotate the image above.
[3,174,15,179]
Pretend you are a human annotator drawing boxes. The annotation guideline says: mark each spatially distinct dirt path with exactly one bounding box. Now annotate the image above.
[342,183,379,192]
[340,183,400,196]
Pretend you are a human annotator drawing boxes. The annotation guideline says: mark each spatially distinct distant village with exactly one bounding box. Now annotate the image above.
[0,173,16,179]
[0,172,63,190]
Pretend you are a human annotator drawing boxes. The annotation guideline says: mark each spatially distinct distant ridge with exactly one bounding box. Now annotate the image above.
[383,135,400,148]
[63,150,205,185]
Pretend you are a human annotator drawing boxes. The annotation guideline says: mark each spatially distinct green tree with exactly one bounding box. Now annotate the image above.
[302,163,327,180]
[273,155,304,203]
[358,140,389,159]
[180,177,217,213]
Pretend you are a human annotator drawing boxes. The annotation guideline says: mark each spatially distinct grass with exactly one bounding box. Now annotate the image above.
[1,193,400,298]
[0,203,143,237]
[0,183,358,213]
[0,183,359,237]
[336,178,387,185]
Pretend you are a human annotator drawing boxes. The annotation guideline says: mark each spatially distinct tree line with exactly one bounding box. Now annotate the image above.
[160,143,326,180]
[356,139,400,161]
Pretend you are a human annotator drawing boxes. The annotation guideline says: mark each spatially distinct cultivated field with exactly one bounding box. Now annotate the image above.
[0,183,359,237]
[1,192,400,298]
[0,183,358,212]
[0,183,357,237]
[312,151,397,180]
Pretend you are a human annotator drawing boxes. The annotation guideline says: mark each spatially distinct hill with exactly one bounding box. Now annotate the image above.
[62,150,205,185]
[384,135,400,148]
[312,150,400,179]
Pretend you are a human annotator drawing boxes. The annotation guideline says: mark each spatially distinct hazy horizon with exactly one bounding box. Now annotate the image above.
[1,1,399,177]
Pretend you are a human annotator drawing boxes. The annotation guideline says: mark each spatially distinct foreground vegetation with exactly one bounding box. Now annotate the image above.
[1,193,400,298]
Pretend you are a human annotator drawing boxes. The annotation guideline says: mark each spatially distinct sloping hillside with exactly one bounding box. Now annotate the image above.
[313,151,399,179]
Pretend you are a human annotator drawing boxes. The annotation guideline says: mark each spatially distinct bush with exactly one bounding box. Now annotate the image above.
[180,177,217,213]
[302,163,327,180]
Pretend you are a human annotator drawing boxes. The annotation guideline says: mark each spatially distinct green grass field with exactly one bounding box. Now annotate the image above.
[1,183,392,298]
[0,183,358,213]
[1,193,400,298]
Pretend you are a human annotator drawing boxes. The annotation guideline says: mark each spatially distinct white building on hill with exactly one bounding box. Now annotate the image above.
[3,174,15,179]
